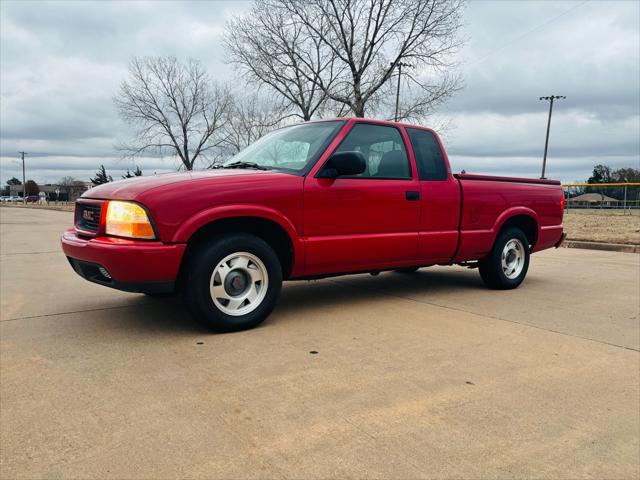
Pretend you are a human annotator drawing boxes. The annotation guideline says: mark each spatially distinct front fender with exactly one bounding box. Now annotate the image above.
[171,204,304,275]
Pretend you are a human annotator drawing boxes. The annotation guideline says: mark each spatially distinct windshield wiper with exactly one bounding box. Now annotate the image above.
[218,161,270,171]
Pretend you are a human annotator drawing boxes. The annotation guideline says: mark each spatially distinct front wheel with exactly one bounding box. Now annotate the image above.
[183,233,283,332]
[478,227,530,289]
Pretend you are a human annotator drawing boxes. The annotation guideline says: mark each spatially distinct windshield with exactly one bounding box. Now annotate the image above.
[223,121,344,173]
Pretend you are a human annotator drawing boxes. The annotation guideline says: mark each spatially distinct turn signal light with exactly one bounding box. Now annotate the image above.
[105,201,156,239]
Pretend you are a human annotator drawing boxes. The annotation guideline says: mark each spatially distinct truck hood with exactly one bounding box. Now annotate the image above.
[82,169,276,201]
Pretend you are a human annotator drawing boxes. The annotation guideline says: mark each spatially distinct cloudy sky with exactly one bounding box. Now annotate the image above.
[1,0,638,184]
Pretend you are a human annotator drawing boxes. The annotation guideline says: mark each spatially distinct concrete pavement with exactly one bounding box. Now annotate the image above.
[1,207,639,479]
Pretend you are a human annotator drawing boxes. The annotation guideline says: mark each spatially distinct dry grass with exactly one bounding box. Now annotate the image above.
[564,210,640,245]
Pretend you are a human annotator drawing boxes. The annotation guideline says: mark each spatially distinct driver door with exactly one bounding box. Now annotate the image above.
[303,122,420,275]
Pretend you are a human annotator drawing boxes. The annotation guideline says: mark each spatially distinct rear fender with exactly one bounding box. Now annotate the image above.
[492,207,540,240]
[454,207,539,262]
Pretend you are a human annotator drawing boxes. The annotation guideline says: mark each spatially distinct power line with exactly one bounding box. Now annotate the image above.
[469,0,590,67]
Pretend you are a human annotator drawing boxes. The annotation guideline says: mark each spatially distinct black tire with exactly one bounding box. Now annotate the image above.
[144,292,176,299]
[183,233,282,332]
[394,266,420,274]
[478,227,530,290]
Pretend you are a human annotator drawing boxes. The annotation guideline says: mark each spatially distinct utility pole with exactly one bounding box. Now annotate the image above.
[392,62,413,122]
[539,95,565,179]
[19,151,27,202]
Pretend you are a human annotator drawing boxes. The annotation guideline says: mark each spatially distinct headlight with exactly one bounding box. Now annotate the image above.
[105,201,156,239]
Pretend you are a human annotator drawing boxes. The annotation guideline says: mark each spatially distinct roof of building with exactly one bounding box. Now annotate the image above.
[567,193,617,202]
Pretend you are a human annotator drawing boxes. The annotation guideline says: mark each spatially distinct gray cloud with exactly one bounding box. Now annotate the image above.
[442,0,640,179]
[1,0,638,185]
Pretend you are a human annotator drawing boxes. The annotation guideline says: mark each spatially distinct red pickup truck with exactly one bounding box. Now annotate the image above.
[62,118,565,331]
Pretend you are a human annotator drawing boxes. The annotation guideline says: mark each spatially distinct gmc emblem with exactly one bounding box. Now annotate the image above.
[82,209,94,221]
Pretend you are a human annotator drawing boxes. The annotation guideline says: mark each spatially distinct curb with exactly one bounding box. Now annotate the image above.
[564,240,639,254]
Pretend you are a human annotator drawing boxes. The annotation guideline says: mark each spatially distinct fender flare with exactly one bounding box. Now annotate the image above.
[172,204,304,273]
[491,206,540,242]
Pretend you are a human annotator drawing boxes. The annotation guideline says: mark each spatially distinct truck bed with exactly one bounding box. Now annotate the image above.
[454,173,565,262]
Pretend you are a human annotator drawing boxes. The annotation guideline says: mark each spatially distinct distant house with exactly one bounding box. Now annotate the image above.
[566,192,617,207]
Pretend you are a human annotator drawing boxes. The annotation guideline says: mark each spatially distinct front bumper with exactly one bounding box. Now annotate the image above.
[61,229,186,294]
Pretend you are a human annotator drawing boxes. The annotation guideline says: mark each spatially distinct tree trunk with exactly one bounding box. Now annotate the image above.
[352,101,365,117]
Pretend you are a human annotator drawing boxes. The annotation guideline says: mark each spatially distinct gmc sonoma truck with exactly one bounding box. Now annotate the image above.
[62,118,566,331]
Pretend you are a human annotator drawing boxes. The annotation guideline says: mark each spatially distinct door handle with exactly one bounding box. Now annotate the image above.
[405,191,420,201]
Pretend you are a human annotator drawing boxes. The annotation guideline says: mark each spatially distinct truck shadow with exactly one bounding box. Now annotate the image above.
[276,268,484,317]
[115,268,485,334]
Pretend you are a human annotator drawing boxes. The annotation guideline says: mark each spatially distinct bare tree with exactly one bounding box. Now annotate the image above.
[57,176,86,201]
[225,2,336,121]
[57,176,76,197]
[114,57,231,170]
[219,94,289,159]
[278,0,465,118]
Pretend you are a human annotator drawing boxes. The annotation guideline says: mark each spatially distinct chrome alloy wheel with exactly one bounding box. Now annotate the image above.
[501,238,525,279]
[209,252,269,316]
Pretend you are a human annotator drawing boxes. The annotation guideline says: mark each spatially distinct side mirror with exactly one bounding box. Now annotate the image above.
[318,151,367,178]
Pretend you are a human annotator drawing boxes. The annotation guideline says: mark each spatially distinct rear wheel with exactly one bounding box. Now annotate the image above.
[183,233,283,332]
[478,227,530,289]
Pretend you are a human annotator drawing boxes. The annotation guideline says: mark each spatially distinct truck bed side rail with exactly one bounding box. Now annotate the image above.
[454,173,561,185]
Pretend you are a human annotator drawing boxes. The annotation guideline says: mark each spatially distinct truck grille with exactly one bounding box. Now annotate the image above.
[76,202,103,233]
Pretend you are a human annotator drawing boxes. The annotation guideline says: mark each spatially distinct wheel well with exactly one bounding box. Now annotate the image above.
[500,215,538,247]
[183,217,294,279]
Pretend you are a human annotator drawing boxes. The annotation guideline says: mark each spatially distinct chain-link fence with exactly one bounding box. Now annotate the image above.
[563,183,640,215]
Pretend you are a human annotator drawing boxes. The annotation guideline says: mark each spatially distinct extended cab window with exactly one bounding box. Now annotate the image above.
[334,123,411,179]
[406,128,448,181]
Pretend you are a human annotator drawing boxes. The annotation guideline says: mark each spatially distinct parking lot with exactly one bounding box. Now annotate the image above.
[1,207,639,479]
